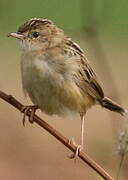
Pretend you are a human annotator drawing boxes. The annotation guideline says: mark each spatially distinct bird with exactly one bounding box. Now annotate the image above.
[8,18,126,159]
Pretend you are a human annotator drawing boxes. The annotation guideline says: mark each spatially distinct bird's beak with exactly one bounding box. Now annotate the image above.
[7,32,24,40]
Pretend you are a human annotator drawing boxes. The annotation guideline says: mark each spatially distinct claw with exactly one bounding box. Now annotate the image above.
[21,105,38,126]
[68,138,83,163]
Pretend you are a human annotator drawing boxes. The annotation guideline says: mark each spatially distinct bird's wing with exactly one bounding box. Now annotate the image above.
[65,39,104,101]
[78,58,104,100]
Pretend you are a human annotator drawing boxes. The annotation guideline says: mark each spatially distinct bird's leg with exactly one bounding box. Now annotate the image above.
[21,105,38,126]
[80,112,85,149]
[68,112,85,162]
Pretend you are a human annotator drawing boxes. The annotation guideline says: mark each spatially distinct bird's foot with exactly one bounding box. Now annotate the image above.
[21,105,38,126]
[68,137,83,163]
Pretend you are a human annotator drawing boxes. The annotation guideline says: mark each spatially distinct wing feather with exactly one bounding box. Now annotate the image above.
[65,39,104,101]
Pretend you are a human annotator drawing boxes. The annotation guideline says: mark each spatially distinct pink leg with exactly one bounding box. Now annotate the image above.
[80,112,85,149]
[68,112,86,162]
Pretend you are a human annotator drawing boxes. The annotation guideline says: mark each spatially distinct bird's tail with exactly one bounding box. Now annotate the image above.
[100,97,127,116]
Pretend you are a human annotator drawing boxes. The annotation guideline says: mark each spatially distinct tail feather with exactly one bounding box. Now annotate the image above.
[100,97,126,116]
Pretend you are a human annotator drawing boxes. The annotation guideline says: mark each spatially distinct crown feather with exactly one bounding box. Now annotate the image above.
[18,18,53,33]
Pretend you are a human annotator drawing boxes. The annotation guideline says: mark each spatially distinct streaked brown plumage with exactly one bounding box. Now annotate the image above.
[8,18,126,159]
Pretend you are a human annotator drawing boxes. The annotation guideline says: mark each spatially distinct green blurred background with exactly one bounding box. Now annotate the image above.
[0,0,128,180]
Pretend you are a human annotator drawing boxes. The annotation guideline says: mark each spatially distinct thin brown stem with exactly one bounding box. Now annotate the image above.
[0,90,113,180]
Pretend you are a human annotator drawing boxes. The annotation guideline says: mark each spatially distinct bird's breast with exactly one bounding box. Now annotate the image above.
[21,54,93,118]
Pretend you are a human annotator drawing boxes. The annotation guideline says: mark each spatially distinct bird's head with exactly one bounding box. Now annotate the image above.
[8,18,64,52]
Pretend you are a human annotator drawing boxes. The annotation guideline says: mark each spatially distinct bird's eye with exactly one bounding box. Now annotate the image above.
[30,32,40,38]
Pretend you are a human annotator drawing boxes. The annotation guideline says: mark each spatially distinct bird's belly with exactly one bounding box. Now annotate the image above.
[22,68,80,118]
[21,58,94,118]
[32,90,79,119]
